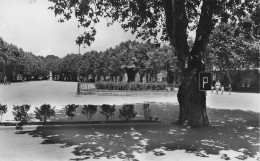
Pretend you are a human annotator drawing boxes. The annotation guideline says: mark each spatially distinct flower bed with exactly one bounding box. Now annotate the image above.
[95,82,167,90]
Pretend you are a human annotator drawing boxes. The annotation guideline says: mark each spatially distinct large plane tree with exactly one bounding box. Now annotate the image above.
[49,0,259,127]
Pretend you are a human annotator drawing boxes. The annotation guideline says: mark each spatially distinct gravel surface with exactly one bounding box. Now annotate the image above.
[0,81,259,122]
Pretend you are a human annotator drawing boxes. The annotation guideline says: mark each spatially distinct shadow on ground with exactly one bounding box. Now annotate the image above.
[15,103,259,161]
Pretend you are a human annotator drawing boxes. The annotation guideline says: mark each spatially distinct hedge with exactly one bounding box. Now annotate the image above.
[95,82,167,90]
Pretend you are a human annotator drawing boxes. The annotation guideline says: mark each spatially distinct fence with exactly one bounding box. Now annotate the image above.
[77,81,180,94]
[166,83,180,91]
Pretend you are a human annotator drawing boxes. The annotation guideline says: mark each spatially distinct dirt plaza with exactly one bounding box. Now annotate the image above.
[0,81,259,161]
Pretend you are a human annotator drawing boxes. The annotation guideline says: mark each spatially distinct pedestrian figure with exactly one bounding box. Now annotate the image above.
[211,85,214,94]
[3,76,7,85]
[221,85,224,95]
[215,80,221,94]
[228,84,232,95]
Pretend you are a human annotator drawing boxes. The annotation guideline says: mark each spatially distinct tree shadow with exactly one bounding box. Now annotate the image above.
[15,106,259,160]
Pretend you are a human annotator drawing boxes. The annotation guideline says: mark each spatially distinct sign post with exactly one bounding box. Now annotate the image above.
[199,72,212,91]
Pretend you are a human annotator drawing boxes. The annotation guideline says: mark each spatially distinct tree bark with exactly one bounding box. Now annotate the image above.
[178,60,210,127]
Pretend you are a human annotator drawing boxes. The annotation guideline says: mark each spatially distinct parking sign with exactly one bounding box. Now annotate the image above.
[199,72,211,91]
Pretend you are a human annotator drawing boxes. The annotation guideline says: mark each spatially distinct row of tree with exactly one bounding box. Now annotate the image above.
[0,38,58,81]
[32,40,177,82]
[0,38,178,82]
[70,41,177,82]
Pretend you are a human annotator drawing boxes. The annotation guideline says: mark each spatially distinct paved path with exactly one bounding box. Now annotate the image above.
[0,81,259,122]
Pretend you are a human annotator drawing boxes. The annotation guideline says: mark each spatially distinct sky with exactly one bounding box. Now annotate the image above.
[0,0,140,58]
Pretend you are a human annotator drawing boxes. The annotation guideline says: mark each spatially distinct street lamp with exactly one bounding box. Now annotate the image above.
[77,44,81,94]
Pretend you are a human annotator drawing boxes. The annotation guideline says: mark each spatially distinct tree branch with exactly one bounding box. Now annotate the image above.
[163,0,189,69]
[191,0,217,59]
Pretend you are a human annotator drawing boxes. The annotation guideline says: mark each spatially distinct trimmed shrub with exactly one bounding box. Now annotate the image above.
[119,104,137,121]
[34,104,55,124]
[13,104,31,125]
[95,82,167,90]
[100,104,116,121]
[81,104,98,121]
[0,104,7,123]
[65,104,79,122]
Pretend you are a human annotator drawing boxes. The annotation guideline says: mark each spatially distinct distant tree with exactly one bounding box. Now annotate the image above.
[38,55,59,79]
[12,104,31,125]
[0,104,8,122]
[0,38,24,81]
[59,54,82,81]
[100,104,116,121]
[45,55,61,76]
[147,45,178,82]
[79,54,91,79]
[119,104,137,121]
[20,52,47,80]
[65,104,79,122]
[0,37,51,81]
[81,104,98,121]
[80,50,99,81]
[109,41,154,82]
[93,51,107,80]
[206,22,259,86]
[34,104,55,124]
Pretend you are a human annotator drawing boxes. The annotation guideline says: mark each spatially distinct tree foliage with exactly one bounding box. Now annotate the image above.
[81,104,98,121]
[0,37,54,81]
[1,36,176,83]
[65,104,79,122]
[59,54,82,81]
[48,0,259,50]
[76,41,176,82]
[12,104,31,125]
[99,104,116,121]
[45,55,61,76]
[119,104,137,121]
[34,104,56,123]
[206,22,259,85]
[0,104,8,122]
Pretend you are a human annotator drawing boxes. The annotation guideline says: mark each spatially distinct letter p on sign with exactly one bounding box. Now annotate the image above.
[199,72,211,91]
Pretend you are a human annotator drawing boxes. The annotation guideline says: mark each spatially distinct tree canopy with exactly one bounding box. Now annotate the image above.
[0,37,49,81]
[0,36,177,82]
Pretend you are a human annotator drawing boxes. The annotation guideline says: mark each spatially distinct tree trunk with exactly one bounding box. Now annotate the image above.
[177,61,210,127]
[163,0,216,127]
[44,116,47,124]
